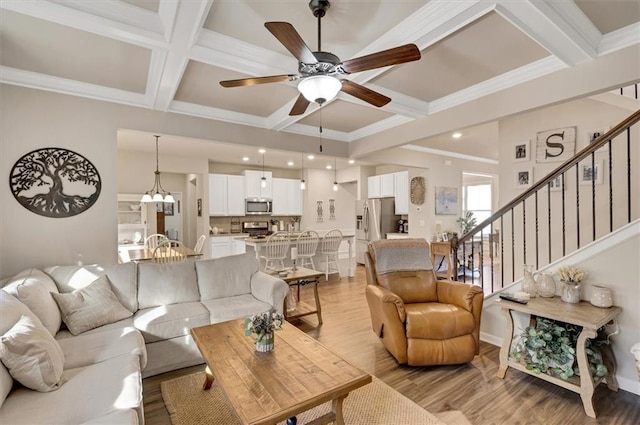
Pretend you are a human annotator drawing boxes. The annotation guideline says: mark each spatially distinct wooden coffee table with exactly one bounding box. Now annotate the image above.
[191,319,371,425]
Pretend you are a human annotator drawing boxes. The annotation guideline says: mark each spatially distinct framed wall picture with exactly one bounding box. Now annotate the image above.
[513,140,530,162]
[164,202,174,216]
[536,127,576,163]
[434,186,458,215]
[547,174,565,191]
[587,129,609,152]
[514,168,533,189]
[197,198,202,217]
[579,159,604,185]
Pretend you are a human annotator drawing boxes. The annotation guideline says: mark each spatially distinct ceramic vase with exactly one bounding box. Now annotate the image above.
[535,272,557,298]
[590,285,613,308]
[255,332,274,352]
[560,281,581,303]
[522,265,537,297]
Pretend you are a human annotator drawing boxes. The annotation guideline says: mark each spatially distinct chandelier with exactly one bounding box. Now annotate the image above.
[140,135,174,203]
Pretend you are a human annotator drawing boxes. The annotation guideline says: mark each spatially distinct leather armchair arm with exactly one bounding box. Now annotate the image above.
[436,280,483,312]
[365,284,409,364]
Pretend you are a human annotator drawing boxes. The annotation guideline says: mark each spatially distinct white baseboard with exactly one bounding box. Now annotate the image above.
[480,332,502,347]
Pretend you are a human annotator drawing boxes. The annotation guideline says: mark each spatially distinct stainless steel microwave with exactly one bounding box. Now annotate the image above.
[245,198,272,215]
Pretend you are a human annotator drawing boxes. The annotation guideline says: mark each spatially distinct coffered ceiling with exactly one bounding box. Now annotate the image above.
[1,0,639,165]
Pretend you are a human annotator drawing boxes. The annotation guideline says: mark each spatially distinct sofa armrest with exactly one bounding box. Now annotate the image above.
[250,272,289,314]
[365,285,406,334]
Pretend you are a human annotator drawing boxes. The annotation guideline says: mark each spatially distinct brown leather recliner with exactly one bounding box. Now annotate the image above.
[365,239,484,366]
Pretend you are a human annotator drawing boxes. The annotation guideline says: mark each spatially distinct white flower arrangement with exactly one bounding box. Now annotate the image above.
[556,265,587,283]
[244,311,284,342]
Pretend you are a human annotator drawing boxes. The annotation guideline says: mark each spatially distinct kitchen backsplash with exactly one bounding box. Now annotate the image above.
[209,216,301,234]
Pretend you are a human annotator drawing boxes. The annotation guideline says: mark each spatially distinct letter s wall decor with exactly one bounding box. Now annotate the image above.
[535,127,576,163]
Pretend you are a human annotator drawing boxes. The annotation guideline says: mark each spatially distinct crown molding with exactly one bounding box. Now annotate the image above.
[281,123,350,143]
[349,116,415,142]
[170,100,266,128]
[401,144,499,165]
[599,22,640,54]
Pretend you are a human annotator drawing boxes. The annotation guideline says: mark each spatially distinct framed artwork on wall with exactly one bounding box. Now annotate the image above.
[579,159,604,185]
[513,140,530,162]
[164,203,174,216]
[547,174,565,191]
[434,186,458,215]
[514,168,533,189]
[587,129,609,152]
[536,127,576,163]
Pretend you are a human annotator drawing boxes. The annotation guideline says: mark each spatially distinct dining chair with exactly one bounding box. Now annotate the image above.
[318,229,342,280]
[145,233,168,250]
[194,234,206,254]
[261,232,290,272]
[296,230,319,270]
[152,239,186,263]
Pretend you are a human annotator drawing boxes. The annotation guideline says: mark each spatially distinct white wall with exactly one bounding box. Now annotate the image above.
[300,168,356,232]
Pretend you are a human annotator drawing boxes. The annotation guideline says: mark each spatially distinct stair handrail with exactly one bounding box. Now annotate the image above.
[455,108,640,247]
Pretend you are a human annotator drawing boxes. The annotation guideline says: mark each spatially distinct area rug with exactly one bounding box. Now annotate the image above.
[161,372,447,425]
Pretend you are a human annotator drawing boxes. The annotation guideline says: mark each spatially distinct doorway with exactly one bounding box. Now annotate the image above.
[155,192,182,240]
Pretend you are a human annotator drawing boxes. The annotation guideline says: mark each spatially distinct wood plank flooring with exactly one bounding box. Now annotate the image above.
[143,266,640,425]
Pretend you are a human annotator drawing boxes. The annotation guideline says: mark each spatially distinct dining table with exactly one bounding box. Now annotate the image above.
[120,246,202,262]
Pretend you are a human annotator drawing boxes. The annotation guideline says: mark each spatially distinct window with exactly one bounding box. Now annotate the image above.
[463,183,492,234]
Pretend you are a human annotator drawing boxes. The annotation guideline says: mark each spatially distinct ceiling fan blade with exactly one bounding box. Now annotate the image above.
[219,75,295,88]
[341,81,391,107]
[289,94,310,116]
[340,44,421,74]
[265,22,318,64]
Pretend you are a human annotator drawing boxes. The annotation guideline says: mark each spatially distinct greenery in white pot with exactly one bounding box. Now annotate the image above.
[456,211,477,234]
[511,317,608,380]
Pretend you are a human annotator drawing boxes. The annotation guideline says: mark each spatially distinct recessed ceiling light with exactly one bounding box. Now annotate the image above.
[242,156,249,161]
[307,155,315,160]
[287,161,294,166]
[326,165,332,170]
[348,159,355,164]
[258,148,266,154]
[452,132,462,139]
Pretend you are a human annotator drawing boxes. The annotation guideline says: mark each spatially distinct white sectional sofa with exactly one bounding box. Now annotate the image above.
[0,252,288,425]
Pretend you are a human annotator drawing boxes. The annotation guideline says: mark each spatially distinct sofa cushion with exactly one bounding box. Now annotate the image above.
[137,262,200,309]
[404,303,475,340]
[45,262,138,313]
[57,326,147,370]
[201,294,272,324]
[80,409,139,425]
[55,317,135,340]
[195,252,258,300]
[0,354,142,425]
[2,268,61,335]
[134,302,210,343]
[51,275,133,335]
[0,290,44,407]
[0,315,65,392]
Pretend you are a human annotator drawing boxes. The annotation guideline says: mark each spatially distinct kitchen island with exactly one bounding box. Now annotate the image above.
[241,230,355,277]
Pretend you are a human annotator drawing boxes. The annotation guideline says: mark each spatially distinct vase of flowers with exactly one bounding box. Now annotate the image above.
[244,311,284,352]
[557,265,587,304]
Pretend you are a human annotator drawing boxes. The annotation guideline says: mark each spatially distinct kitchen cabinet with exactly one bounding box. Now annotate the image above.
[210,236,246,259]
[272,178,303,216]
[209,174,246,217]
[242,170,272,199]
[117,194,147,244]
[394,171,409,215]
[368,173,396,199]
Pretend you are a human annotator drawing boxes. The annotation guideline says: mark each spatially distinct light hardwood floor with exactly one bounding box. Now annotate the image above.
[143,266,640,425]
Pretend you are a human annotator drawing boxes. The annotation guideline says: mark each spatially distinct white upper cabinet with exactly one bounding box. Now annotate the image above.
[380,173,395,198]
[368,175,381,198]
[209,174,246,217]
[272,178,303,216]
[243,170,272,199]
[394,171,409,215]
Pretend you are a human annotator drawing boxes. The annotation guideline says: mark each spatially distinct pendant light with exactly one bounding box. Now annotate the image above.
[300,153,306,190]
[332,157,338,192]
[141,135,174,203]
[260,152,267,188]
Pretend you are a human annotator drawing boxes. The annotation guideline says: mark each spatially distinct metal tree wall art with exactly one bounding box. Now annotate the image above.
[10,148,101,218]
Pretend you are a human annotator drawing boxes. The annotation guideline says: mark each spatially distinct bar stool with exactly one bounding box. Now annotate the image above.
[318,229,342,280]
[261,232,290,272]
[296,230,319,270]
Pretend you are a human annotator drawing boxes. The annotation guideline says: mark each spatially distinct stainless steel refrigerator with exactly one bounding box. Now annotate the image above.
[355,198,399,264]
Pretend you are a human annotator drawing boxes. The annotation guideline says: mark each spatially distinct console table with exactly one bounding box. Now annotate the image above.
[496,296,621,418]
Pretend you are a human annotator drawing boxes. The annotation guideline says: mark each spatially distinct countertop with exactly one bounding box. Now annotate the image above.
[210,233,249,237]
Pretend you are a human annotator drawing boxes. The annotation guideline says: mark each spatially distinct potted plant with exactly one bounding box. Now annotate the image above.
[511,317,607,381]
[456,211,477,234]
[244,311,284,352]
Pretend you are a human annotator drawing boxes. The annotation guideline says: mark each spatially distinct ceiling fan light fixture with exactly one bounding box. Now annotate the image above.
[298,75,341,105]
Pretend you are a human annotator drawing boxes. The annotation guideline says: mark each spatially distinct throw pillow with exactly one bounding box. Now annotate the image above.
[51,275,133,335]
[0,315,65,392]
